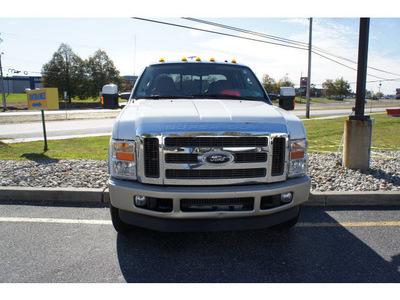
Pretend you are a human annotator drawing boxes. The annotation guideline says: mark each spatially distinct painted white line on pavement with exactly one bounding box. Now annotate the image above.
[0,217,112,225]
[1,217,400,227]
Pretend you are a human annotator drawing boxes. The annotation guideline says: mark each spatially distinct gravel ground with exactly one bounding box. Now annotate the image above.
[1,151,400,192]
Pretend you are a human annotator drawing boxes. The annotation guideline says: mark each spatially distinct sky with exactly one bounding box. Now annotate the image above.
[1,1,400,95]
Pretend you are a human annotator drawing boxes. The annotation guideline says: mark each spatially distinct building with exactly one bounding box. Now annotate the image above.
[0,76,43,94]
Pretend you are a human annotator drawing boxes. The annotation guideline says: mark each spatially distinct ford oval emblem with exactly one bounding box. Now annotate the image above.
[201,151,234,166]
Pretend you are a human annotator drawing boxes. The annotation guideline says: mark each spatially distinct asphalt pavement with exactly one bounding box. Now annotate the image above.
[1,204,399,282]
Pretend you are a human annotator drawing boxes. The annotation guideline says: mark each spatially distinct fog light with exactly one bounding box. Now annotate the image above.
[281,192,293,203]
[135,196,147,207]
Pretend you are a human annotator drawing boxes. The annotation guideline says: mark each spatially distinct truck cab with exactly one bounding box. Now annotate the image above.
[108,58,310,233]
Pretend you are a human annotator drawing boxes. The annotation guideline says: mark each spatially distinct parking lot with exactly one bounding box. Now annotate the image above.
[1,203,399,283]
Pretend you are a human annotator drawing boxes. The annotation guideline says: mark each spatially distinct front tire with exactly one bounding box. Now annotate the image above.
[273,206,301,229]
[110,204,139,234]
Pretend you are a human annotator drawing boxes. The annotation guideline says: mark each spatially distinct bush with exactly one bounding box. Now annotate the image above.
[326,95,344,101]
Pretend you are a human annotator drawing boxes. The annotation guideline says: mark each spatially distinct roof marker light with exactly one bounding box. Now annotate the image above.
[196,57,201,61]
[182,57,187,61]
[210,58,215,62]
[159,58,165,63]
[231,59,237,63]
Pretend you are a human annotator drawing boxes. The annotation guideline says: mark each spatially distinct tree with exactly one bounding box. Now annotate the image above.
[261,74,278,93]
[86,49,122,98]
[42,43,86,102]
[277,75,295,89]
[334,77,351,98]
[375,92,383,99]
[322,79,336,96]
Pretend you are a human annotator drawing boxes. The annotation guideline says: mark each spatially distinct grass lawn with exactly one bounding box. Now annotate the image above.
[0,136,110,160]
[0,113,399,161]
[303,113,400,153]
[3,93,28,103]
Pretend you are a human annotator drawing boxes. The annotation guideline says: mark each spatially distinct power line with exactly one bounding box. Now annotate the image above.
[134,17,400,89]
[132,17,309,51]
[182,17,310,49]
[182,17,400,78]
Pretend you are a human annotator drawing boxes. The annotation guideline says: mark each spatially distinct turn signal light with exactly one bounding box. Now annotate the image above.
[291,151,305,160]
[116,152,135,161]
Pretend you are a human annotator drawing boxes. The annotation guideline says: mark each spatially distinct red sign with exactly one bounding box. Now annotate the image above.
[300,77,308,89]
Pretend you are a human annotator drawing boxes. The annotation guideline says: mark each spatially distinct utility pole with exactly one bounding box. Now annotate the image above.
[0,52,6,112]
[305,17,313,119]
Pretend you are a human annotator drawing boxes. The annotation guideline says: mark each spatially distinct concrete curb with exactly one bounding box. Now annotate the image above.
[308,191,400,206]
[0,187,110,205]
[1,187,400,206]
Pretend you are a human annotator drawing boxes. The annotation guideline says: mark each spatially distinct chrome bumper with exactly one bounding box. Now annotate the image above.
[109,176,311,228]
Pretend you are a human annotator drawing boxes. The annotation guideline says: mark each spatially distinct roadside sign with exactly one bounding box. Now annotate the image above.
[26,88,59,151]
[27,88,59,110]
[300,77,308,89]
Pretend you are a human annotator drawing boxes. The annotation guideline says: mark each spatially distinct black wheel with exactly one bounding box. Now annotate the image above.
[110,204,139,234]
[273,206,301,230]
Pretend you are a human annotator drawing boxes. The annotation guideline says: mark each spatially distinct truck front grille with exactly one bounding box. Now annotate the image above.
[165,137,267,147]
[181,197,254,212]
[165,152,267,164]
[166,168,266,179]
[144,138,159,178]
[271,137,286,176]
[141,134,286,185]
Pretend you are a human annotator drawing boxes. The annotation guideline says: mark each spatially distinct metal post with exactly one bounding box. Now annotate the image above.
[41,110,48,151]
[351,18,370,121]
[343,18,373,171]
[0,53,7,112]
[306,18,313,119]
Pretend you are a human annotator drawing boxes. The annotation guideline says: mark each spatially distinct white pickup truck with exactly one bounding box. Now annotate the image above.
[108,58,310,233]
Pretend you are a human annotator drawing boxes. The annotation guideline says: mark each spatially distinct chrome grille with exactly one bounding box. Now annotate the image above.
[271,137,286,176]
[140,133,288,186]
[143,138,159,178]
[165,152,267,164]
[166,168,266,179]
[165,137,268,147]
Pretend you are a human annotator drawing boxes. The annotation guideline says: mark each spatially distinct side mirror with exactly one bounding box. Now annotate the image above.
[278,87,296,111]
[119,92,131,100]
[268,94,279,101]
[101,84,119,109]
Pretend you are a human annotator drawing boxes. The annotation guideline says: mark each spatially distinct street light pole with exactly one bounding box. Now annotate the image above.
[0,52,7,112]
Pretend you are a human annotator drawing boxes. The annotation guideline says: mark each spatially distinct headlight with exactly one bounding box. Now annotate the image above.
[109,139,137,180]
[289,139,308,178]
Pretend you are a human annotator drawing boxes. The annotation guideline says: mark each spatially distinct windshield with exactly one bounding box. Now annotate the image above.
[133,63,269,102]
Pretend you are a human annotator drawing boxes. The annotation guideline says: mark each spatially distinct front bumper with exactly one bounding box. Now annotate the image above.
[109,176,311,232]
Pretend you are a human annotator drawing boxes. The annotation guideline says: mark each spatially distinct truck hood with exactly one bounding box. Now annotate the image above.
[113,99,306,140]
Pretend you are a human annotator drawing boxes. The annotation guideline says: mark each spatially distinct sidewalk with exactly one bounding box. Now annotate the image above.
[1,186,399,207]
[0,108,121,123]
